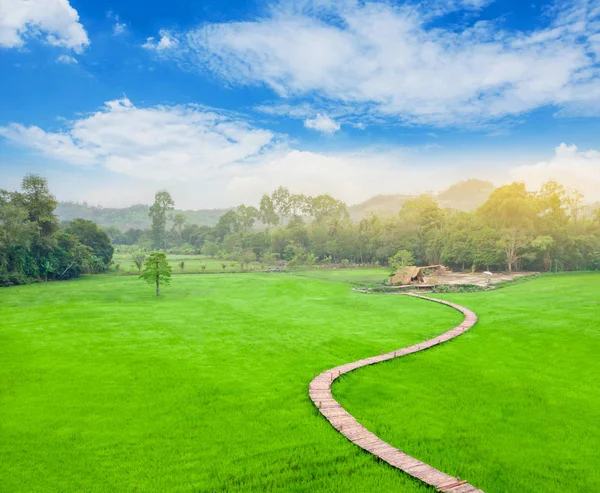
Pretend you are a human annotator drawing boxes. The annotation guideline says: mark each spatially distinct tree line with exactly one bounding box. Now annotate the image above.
[0,175,113,286]
[114,182,600,273]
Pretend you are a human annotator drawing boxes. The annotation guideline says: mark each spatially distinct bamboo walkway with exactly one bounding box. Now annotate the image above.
[308,293,485,493]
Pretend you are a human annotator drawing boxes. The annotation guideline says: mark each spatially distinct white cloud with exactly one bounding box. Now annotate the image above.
[106,10,126,36]
[3,97,599,208]
[143,29,178,50]
[0,97,480,207]
[113,19,126,36]
[0,98,279,183]
[304,113,340,134]
[56,53,77,64]
[510,143,600,201]
[0,0,89,52]
[145,0,600,127]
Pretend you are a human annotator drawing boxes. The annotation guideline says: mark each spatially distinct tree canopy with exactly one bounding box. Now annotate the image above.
[1,175,112,286]
[140,251,172,296]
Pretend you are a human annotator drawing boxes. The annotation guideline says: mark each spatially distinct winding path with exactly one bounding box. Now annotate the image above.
[308,293,485,493]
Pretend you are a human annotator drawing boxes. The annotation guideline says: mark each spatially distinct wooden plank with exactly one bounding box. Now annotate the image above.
[308,293,483,492]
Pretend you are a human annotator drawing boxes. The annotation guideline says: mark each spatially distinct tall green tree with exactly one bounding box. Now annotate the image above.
[171,213,187,238]
[19,174,59,237]
[259,194,279,228]
[65,218,114,267]
[140,251,172,296]
[149,191,175,249]
[478,183,538,271]
[389,250,415,271]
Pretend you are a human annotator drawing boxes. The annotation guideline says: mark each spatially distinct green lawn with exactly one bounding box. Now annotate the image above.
[334,273,600,492]
[112,253,249,274]
[0,273,458,492]
[1,273,598,492]
[291,267,391,285]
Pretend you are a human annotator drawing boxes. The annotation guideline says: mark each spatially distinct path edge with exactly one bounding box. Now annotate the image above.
[308,293,485,493]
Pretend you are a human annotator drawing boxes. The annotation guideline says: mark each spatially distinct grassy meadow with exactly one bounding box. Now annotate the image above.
[112,253,239,274]
[1,272,598,492]
[335,273,600,492]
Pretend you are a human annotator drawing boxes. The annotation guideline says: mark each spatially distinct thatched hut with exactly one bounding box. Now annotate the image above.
[391,265,449,286]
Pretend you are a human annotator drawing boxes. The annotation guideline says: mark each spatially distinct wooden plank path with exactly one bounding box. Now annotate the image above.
[308,293,485,493]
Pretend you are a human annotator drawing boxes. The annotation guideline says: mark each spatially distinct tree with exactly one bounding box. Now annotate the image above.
[20,174,58,237]
[149,191,174,249]
[271,186,292,222]
[235,205,259,234]
[478,183,538,271]
[140,251,172,296]
[497,229,533,272]
[172,213,187,237]
[531,235,554,271]
[132,252,146,273]
[398,195,444,264]
[123,228,144,245]
[238,248,257,270]
[259,194,279,228]
[389,250,415,271]
[64,218,114,267]
[310,194,349,223]
[566,188,586,234]
[201,240,219,257]
[306,252,318,268]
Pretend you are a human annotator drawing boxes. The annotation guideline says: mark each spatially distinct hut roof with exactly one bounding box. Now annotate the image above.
[391,265,421,286]
[391,265,444,286]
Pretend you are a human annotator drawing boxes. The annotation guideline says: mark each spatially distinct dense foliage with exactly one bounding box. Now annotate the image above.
[114,182,600,273]
[56,180,496,231]
[0,175,113,286]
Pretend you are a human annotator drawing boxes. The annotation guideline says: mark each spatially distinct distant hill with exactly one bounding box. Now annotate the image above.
[436,179,496,211]
[58,179,497,229]
[348,179,496,220]
[56,202,228,230]
[348,194,416,221]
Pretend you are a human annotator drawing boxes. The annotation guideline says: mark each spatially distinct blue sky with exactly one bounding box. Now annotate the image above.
[1,0,600,208]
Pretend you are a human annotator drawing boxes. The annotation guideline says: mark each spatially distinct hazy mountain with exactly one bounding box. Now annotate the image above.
[436,179,496,211]
[57,180,497,229]
[56,202,228,230]
[348,179,496,220]
[348,194,416,221]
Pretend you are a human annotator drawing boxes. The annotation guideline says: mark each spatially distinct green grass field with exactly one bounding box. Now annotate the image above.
[112,253,247,274]
[291,267,391,285]
[1,272,598,492]
[335,273,600,492]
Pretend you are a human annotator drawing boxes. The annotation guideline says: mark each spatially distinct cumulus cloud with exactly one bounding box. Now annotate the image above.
[0,98,278,183]
[143,0,600,127]
[3,98,599,208]
[0,0,89,52]
[304,114,340,134]
[143,30,178,50]
[0,97,479,207]
[510,144,600,201]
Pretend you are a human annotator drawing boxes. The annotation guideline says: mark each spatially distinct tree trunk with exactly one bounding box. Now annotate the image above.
[156,279,160,296]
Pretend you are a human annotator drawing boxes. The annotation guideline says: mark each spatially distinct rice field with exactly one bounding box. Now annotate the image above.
[1,272,598,492]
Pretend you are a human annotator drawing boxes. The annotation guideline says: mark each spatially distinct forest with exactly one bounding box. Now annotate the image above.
[2,174,600,287]
[113,180,600,273]
[0,174,113,286]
